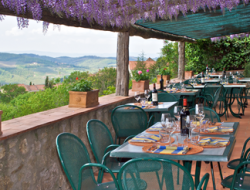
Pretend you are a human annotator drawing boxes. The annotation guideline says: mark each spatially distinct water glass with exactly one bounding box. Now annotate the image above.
[233,78,237,84]
[177,134,188,147]
[174,106,182,121]
[191,128,200,143]
[140,98,147,107]
[161,113,170,128]
[144,90,150,101]
[160,130,170,143]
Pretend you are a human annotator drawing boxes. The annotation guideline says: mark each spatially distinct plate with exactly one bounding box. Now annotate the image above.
[187,137,230,148]
[129,136,175,146]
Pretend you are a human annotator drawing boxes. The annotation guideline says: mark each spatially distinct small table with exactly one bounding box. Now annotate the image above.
[238,78,250,82]
[126,102,178,112]
[111,132,235,190]
[205,79,220,83]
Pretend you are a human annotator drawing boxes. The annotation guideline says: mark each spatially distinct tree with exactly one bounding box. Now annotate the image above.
[29,82,32,85]
[45,76,49,88]
[134,52,147,71]
[64,71,89,83]
[0,84,27,103]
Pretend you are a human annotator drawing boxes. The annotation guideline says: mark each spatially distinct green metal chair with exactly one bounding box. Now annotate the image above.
[56,133,119,190]
[227,137,250,171]
[222,161,250,189]
[86,119,125,183]
[216,85,228,120]
[189,107,221,122]
[117,158,210,190]
[111,105,149,144]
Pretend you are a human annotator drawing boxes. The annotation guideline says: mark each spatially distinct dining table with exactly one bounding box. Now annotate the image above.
[204,78,220,83]
[187,84,246,118]
[126,102,178,112]
[238,77,250,82]
[110,122,237,190]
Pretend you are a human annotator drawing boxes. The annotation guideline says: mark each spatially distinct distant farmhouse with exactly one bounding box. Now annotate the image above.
[128,57,156,73]
[18,84,45,92]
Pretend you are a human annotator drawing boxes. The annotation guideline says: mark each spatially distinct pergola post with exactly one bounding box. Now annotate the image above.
[178,42,185,80]
[116,32,129,96]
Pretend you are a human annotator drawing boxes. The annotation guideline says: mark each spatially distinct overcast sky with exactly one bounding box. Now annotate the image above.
[0,16,164,58]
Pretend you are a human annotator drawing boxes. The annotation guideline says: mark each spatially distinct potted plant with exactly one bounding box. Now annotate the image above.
[132,70,150,92]
[157,67,171,84]
[185,65,194,79]
[68,79,99,108]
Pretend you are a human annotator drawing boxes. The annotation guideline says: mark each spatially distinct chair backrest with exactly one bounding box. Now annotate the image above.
[111,105,148,139]
[158,92,178,102]
[212,86,222,108]
[56,133,96,190]
[118,158,195,190]
[86,119,114,164]
[190,107,221,122]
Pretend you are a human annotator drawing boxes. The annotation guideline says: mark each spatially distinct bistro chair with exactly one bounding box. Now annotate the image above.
[117,158,210,190]
[189,107,221,122]
[86,119,125,183]
[111,105,149,144]
[222,161,250,189]
[216,86,228,120]
[227,137,250,171]
[56,133,118,190]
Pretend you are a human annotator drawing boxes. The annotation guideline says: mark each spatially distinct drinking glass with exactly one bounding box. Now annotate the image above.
[134,92,140,102]
[144,90,151,101]
[140,98,147,107]
[166,117,176,146]
[186,115,196,142]
[160,129,170,143]
[174,106,182,121]
[191,128,200,143]
[202,118,210,132]
[161,113,171,128]
[178,134,188,147]
[195,104,204,128]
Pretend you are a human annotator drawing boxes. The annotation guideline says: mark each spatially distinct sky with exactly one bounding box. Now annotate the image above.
[0,16,164,58]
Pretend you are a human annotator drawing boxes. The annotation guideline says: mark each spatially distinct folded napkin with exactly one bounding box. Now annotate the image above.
[219,127,233,133]
[130,134,161,143]
[147,125,163,131]
[198,138,229,146]
[206,127,219,133]
[210,139,229,146]
[152,145,189,154]
[198,138,212,146]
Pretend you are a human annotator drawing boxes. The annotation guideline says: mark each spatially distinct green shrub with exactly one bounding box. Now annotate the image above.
[71,79,92,92]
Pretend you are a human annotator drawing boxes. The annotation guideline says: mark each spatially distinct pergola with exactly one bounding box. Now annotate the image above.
[1,0,249,96]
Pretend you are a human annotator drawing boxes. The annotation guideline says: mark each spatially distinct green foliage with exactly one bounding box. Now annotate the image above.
[159,67,171,75]
[88,67,116,96]
[102,86,116,95]
[0,84,27,103]
[55,77,61,84]
[185,37,250,73]
[64,71,89,83]
[45,76,49,88]
[244,63,250,77]
[159,41,179,78]
[132,70,150,82]
[71,79,93,92]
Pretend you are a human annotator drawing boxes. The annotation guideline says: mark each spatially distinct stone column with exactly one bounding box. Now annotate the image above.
[116,32,130,96]
[178,41,185,80]
[0,110,2,135]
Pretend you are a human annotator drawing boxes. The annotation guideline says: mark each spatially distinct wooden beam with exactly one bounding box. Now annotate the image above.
[178,42,185,80]
[0,4,196,42]
[116,32,129,96]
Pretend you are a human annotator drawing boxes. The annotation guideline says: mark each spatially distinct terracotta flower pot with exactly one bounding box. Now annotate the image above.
[157,75,170,84]
[0,110,2,135]
[68,90,99,108]
[185,71,193,79]
[132,80,149,92]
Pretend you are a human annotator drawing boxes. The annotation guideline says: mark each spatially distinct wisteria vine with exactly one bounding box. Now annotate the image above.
[0,0,250,37]
[211,33,250,42]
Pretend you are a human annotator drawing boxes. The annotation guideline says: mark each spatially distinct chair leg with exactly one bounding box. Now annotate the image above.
[155,171,162,190]
[97,168,104,183]
[210,162,217,190]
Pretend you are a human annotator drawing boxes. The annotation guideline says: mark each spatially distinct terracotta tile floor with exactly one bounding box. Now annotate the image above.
[99,100,250,189]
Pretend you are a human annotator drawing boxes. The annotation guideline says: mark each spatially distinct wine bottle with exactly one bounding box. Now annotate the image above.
[152,83,158,106]
[160,75,164,90]
[180,98,190,136]
[201,72,205,85]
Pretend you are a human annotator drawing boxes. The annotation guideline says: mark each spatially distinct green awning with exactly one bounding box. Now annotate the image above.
[136,3,250,40]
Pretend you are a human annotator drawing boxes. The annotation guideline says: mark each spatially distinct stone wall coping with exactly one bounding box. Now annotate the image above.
[0,84,159,141]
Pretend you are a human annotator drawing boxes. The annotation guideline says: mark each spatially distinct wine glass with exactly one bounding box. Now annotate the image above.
[195,104,205,128]
[134,91,141,102]
[166,117,176,146]
[174,106,182,121]
[161,113,171,128]
[144,90,151,101]
[186,115,196,143]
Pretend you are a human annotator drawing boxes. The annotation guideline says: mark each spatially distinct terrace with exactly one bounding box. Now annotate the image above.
[1,0,250,189]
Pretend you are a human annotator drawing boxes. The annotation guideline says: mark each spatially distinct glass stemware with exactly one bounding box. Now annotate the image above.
[134,91,141,102]
[195,104,204,128]
[174,106,182,121]
[161,113,171,128]
[166,117,176,146]
[144,90,151,101]
[186,115,196,142]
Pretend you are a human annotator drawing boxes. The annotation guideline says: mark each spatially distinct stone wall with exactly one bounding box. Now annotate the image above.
[0,97,135,190]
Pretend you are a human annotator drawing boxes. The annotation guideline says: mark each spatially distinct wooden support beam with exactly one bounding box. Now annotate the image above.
[178,42,185,80]
[0,4,196,42]
[0,110,2,135]
[116,32,129,96]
